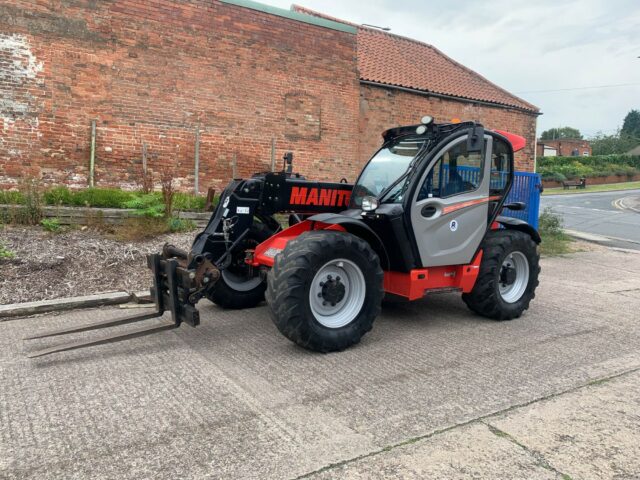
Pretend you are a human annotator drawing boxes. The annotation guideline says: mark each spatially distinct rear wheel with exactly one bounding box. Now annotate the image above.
[266,231,384,352]
[462,230,540,320]
[207,222,273,309]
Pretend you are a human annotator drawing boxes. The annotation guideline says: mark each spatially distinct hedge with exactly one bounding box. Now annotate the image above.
[537,155,640,181]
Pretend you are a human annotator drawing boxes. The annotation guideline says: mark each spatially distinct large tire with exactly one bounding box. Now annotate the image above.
[266,231,384,352]
[207,222,273,309]
[462,230,540,320]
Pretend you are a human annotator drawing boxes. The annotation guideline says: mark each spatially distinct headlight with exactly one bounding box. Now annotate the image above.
[361,195,379,212]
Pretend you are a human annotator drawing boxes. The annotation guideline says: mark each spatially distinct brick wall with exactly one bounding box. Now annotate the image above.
[0,0,537,193]
[358,84,538,172]
[0,0,360,191]
[536,139,591,157]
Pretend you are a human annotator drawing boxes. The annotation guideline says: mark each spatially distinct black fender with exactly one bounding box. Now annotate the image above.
[308,213,390,270]
[496,216,541,244]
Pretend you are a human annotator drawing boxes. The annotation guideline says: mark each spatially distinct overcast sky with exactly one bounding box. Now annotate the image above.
[266,0,639,139]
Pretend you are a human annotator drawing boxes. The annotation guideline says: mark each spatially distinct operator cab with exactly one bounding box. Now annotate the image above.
[348,117,520,272]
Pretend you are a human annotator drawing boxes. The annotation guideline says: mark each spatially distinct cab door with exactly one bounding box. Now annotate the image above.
[409,133,493,267]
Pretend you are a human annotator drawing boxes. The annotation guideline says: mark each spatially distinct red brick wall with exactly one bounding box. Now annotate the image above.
[358,84,538,172]
[0,1,538,192]
[536,139,591,157]
[0,0,360,191]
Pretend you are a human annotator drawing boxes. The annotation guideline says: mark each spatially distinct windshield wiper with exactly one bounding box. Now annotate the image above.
[378,139,433,203]
[378,169,412,203]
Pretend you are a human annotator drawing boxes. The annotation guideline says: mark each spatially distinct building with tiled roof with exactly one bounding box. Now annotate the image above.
[294,5,538,113]
[293,5,540,171]
[1,0,540,191]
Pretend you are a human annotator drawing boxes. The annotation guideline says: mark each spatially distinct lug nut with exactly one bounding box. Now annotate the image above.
[319,282,325,287]
[318,293,322,298]
[327,275,332,281]
[336,276,341,281]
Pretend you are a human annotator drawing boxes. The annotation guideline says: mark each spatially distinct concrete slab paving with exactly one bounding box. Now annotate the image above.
[308,422,562,480]
[490,370,640,480]
[1,247,640,479]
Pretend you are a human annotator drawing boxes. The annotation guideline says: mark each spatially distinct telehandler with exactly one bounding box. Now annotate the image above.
[26,117,540,357]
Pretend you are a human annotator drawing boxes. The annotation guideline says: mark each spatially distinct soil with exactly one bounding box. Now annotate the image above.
[0,226,193,305]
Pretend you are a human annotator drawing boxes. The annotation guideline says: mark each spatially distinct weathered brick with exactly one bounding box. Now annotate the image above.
[0,0,535,192]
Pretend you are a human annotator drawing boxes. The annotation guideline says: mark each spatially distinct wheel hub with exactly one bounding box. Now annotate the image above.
[309,259,366,329]
[498,251,530,303]
[319,275,346,306]
[500,264,517,286]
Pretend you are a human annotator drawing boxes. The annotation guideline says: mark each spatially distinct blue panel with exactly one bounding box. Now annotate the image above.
[504,172,542,230]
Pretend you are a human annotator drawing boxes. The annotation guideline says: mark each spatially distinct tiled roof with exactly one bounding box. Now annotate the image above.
[292,5,539,113]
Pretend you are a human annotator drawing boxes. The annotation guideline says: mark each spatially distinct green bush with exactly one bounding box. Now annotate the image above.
[40,218,62,233]
[42,187,134,208]
[537,154,640,180]
[539,208,565,237]
[121,193,161,210]
[71,188,135,208]
[173,192,207,211]
[538,207,572,255]
[167,216,197,233]
[0,190,25,205]
[0,241,15,259]
[14,178,43,225]
[9,185,207,212]
[538,171,566,182]
[122,193,164,218]
[40,187,206,211]
[43,186,74,205]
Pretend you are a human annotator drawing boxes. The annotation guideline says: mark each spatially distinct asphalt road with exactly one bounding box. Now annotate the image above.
[2,247,640,479]
[541,189,640,250]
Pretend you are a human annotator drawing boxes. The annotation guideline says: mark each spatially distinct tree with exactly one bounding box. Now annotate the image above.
[621,109,640,138]
[590,130,638,155]
[540,127,583,140]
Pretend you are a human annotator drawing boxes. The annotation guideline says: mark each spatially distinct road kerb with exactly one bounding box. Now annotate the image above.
[0,292,132,319]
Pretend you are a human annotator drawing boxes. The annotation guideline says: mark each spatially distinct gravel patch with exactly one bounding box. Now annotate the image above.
[0,226,193,305]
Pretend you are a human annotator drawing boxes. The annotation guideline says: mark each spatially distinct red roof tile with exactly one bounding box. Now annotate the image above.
[292,5,539,113]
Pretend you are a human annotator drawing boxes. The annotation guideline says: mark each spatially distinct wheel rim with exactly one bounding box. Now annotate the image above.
[498,251,530,303]
[220,231,264,292]
[221,270,263,292]
[309,258,366,329]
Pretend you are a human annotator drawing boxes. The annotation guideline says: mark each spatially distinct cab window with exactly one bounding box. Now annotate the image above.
[418,138,485,201]
[490,137,512,194]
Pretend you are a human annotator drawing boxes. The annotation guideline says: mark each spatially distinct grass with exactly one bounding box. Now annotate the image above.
[543,180,640,196]
[538,207,574,255]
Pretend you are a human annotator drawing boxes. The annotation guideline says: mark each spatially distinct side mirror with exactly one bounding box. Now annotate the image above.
[503,201,526,211]
[467,125,484,152]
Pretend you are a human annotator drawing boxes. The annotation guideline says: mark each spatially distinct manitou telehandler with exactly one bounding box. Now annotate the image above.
[26,117,540,357]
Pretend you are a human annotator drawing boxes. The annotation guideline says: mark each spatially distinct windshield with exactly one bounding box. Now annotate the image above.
[351,136,428,206]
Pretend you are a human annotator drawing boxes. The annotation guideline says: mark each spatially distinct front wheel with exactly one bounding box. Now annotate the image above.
[266,231,384,352]
[206,222,273,309]
[462,230,540,320]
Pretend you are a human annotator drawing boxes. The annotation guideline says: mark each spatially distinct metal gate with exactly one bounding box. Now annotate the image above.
[504,172,542,230]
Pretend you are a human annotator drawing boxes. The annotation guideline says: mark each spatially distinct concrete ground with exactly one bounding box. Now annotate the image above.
[542,189,640,250]
[2,245,640,479]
